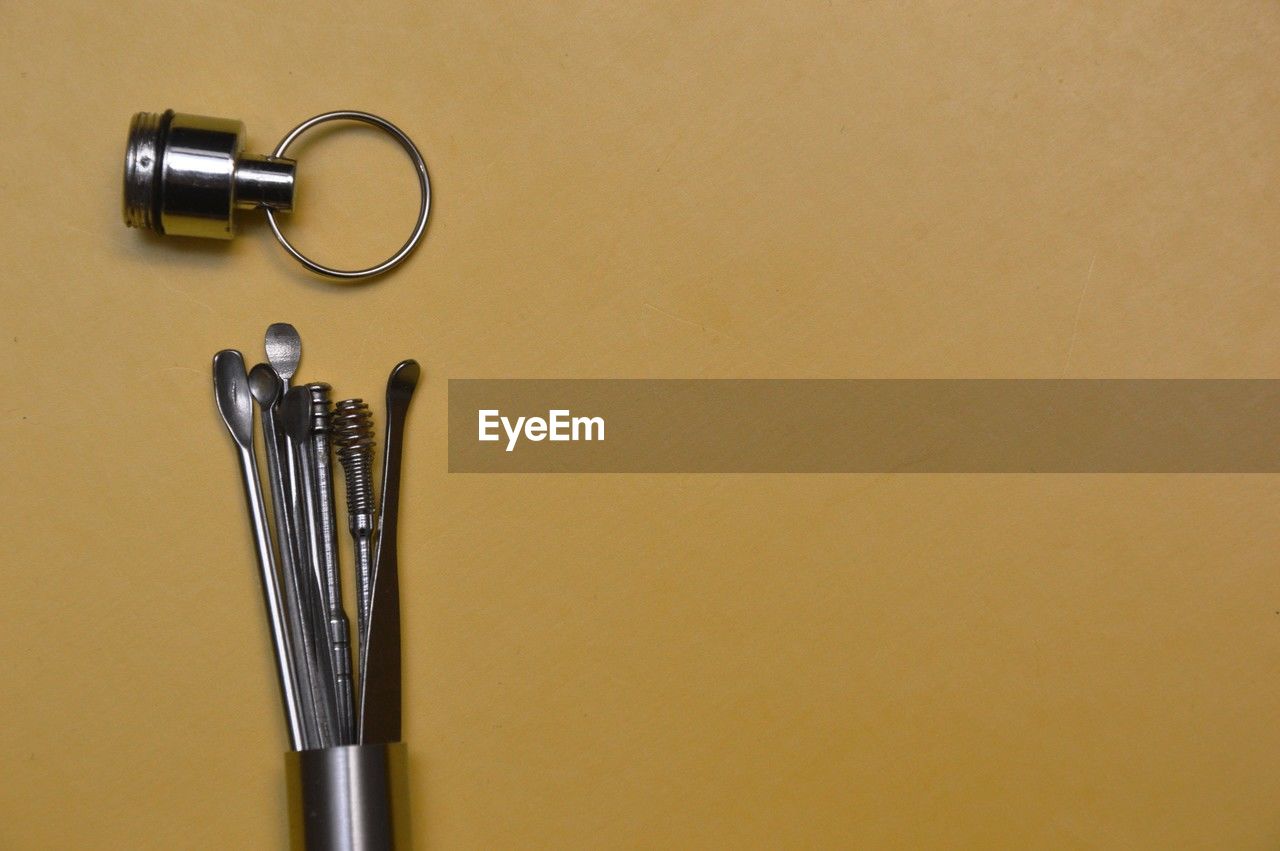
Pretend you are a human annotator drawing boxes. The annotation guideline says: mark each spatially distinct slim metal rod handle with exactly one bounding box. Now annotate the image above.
[235,444,307,750]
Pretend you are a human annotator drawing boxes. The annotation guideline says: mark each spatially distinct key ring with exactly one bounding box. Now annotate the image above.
[266,111,431,281]
[122,108,432,281]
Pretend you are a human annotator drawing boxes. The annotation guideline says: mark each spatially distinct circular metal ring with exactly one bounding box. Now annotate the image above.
[266,110,431,280]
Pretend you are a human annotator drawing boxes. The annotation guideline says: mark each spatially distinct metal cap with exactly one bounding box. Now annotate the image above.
[123,108,429,279]
[122,110,296,239]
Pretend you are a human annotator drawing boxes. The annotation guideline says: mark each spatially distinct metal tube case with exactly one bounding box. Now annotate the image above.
[285,743,410,850]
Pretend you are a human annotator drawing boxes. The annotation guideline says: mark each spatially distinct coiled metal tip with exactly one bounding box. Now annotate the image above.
[333,399,376,515]
[332,399,374,454]
[122,110,172,233]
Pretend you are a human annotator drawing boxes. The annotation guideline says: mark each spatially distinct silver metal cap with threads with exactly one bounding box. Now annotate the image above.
[122,108,430,279]
[122,109,296,239]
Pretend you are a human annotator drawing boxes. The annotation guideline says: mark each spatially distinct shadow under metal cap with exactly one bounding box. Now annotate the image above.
[122,109,430,280]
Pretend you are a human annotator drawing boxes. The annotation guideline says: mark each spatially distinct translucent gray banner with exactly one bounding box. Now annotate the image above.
[448,380,1280,473]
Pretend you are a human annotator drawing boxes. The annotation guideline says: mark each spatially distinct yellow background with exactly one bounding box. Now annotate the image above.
[3,2,1279,847]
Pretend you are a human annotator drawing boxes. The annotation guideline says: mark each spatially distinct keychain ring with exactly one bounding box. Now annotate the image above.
[266,111,431,281]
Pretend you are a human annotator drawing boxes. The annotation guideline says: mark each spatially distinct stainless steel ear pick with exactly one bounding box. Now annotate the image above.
[124,109,430,280]
[281,386,340,750]
[212,350,306,751]
[333,398,377,642]
[308,382,356,745]
[247,363,322,750]
[265,323,302,389]
[360,360,420,746]
[211,327,418,848]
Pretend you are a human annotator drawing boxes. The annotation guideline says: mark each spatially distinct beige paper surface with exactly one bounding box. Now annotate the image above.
[2,2,1279,847]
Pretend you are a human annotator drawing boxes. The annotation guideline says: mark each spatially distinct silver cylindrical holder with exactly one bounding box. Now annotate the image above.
[286,743,410,851]
[124,110,296,239]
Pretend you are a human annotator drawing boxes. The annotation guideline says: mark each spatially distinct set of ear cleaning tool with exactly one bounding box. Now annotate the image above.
[129,103,431,848]
[213,324,418,848]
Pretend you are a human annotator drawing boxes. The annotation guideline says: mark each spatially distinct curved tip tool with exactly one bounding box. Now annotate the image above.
[213,347,306,749]
[213,350,254,449]
[248,362,284,407]
[388,360,421,396]
[265,323,302,383]
[360,358,420,745]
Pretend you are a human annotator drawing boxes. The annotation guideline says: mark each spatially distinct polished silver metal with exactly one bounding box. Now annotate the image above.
[124,111,296,238]
[259,323,337,747]
[266,111,431,280]
[332,399,377,647]
[249,364,324,750]
[213,331,420,846]
[265,323,304,387]
[286,743,410,850]
[213,350,306,750]
[264,324,304,587]
[360,360,420,745]
[309,383,356,745]
[125,109,428,279]
[283,387,341,749]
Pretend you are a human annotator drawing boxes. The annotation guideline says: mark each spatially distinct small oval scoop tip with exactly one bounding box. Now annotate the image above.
[264,323,302,382]
[213,350,254,449]
[388,359,420,395]
[248,362,283,406]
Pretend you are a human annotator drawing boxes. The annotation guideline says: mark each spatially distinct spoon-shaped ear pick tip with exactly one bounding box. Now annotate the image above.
[264,323,302,382]
[388,359,421,397]
[248,362,283,407]
[213,350,254,449]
